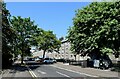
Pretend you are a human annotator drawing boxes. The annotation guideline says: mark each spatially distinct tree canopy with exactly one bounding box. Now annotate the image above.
[67,2,120,58]
[35,30,61,58]
[10,16,38,64]
[2,2,61,66]
[2,3,17,68]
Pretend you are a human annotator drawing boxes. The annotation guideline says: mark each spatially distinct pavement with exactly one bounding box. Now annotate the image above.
[1,60,120,79]
[2,60,32,79]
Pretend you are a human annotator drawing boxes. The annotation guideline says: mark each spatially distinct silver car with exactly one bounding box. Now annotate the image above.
[43,58,54,64]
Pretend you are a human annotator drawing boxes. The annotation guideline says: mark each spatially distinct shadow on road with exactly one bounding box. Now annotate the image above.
[11,64,28,72]
[3,63,41,73]
[3,60,57,73]
[26,63,55,70]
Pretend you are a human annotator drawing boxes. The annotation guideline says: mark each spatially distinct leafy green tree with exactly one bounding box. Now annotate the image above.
[2,2,17,68]
[35,30,61,58]
[10,16,38,64]
[67,2,120,58]
[59,37,64,41]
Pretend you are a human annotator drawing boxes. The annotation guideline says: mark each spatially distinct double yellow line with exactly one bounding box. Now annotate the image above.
[27,67,37,78]
[24,61,37,78]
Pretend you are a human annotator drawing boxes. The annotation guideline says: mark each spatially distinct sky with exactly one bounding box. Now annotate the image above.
[6,2,91,38]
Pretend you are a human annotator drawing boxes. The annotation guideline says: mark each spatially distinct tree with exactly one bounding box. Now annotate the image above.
[67,2,120,58]
[59,37,64,41]
[35,30,61,58]
[2,2,17,68]
[10,16,38,64]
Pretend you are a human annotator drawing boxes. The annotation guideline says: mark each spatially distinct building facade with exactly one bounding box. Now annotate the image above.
[31,39,88,60]
[32,40,118,63]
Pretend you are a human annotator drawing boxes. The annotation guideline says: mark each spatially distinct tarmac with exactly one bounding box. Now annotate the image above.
[1,60,120,79]
[54,62,120,78]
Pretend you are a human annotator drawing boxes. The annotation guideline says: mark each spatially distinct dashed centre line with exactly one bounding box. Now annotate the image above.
[56,71,70,77]
[38,70,46,74]
[51,65,98,77]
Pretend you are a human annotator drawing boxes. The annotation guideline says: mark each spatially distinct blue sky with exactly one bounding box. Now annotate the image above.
[6,2,91,38]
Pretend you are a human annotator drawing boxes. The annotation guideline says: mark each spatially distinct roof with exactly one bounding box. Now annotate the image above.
[61,39,69,43]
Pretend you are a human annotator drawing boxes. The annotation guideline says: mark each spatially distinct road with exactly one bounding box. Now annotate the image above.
[28,64,87,78]
[2,60,119,78]
[2,63,88,79]
[2,62,119,78]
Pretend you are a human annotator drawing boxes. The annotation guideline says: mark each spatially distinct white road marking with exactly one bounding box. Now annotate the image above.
[56,71,70,77]
[51,65,98,77]
[63,63,69,65]
[38,70,46,74]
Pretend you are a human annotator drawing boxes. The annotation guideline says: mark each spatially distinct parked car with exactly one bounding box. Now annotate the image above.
[36,58,44,64]
[56,58,65,62]
[25,57,39,65]
[43,58,54,64]
[52,58,57,63]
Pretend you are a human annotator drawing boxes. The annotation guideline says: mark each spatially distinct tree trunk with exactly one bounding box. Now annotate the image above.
[43,50,46,59]
[21,52,24,64]
[21,41,24,64]
[75,56,76,61]
[74,55,76,61]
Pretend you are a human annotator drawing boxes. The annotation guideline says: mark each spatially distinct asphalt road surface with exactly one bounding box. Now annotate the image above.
[28,64,87,78]
[2,60,92,79]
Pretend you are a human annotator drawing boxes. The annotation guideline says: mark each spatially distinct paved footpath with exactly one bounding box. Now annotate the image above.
[53,62,119,78]
[2,60,32,79]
